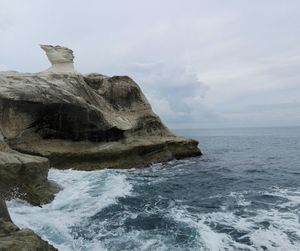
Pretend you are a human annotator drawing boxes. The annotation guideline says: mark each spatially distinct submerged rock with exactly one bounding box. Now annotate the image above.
[0,199,57,251]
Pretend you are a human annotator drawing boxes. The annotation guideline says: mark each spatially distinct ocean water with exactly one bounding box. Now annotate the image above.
[7,127,300,251]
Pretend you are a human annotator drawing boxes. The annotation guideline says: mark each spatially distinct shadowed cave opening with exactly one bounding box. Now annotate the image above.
[32,103,125,142]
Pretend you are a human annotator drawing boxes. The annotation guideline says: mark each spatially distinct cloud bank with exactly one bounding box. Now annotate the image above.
[1,0,300,128]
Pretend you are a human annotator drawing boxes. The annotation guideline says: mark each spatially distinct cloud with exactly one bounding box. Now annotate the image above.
[124,62,216,127]
[0,0,300,128]
[222,102,300,127]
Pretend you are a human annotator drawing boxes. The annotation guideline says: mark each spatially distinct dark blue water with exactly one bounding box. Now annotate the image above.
[8,127,300,250]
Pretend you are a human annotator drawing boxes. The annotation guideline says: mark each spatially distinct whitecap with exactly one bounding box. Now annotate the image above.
[7,168,132,251]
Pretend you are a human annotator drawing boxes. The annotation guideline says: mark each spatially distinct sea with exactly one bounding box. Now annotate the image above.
[7,127,300,251]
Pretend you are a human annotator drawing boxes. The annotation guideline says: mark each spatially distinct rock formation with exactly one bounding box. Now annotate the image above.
[0,44,201,249]
[0,130,60,206]
[0,199,57,251]
[0,71,200,169]
[40,44,77,73]
[0,43,201,191]
[0,45,201,171]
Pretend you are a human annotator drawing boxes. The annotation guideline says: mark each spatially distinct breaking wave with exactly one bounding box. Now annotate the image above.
[7,127,300,250]
[7,167,300,251]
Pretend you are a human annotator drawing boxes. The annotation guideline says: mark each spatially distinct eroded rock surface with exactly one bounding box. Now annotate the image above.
[0,44,201,249]
[40,44,76,73]
[0,44,200,196]
[0,71,201,170]
[0,131,60,205]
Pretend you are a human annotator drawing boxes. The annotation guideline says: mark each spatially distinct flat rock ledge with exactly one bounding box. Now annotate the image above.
[9,136,200,170]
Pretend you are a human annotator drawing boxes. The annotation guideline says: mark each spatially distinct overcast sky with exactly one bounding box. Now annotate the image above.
[1,0,300,128]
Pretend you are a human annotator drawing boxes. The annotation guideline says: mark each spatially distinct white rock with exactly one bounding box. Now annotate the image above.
[40,44,78,74]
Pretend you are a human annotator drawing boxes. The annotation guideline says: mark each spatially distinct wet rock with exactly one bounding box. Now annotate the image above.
[0,130,60,205]
[0,199,57,251]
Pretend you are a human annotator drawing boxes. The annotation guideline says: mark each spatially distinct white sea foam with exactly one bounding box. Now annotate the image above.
[169,207,256,251]
[6,168,300,251]
[169,189,300,251]
[7,168,132,251]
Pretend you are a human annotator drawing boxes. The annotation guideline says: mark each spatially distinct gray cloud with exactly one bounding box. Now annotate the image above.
[0,0,300,128]
[124,62,214,127]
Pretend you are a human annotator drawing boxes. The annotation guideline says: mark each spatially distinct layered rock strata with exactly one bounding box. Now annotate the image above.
[0,72,201,170]
[0,44,201,204]
[0,45,201,198]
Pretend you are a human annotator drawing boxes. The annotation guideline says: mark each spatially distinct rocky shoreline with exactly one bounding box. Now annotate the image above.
[0,45,201,250]
[0,199,57,250]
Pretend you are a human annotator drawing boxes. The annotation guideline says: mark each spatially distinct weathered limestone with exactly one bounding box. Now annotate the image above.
[0,44,201,250]
[0,44,200,199]
[40,44,77,73]
[0,71,201,170]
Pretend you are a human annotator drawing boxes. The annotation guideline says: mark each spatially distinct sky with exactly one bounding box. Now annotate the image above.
[0,0,300,129]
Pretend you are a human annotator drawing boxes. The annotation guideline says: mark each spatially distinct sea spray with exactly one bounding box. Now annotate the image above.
[7,128,300,250]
